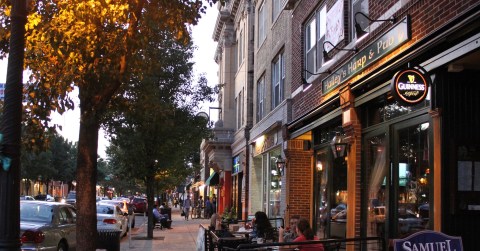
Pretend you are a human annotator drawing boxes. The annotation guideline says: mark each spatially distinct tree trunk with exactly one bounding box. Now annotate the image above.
[146,172,155,239]
[75,110,99,251]
[0,0,26,250]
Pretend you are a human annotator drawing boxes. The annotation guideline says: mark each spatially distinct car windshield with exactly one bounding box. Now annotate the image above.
[67,193,76,199]
[97,205,114,215]
[20,203,53,223]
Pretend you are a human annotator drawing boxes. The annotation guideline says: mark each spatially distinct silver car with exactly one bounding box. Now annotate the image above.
[20,201,76,251]
[96,202,129,237]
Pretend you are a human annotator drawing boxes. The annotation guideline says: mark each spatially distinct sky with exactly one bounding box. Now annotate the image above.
[0,5,219,159]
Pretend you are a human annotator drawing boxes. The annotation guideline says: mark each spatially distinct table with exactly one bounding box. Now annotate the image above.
[210,229,249,250]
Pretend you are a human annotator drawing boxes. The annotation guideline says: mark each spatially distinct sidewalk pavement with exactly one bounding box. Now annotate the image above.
[118,206,211,251]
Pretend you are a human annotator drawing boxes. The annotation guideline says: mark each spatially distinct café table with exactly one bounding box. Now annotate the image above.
[210,229,249,251]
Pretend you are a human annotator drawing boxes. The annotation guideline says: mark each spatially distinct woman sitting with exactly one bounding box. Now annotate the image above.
[279,218,324,251]
[250,211,275,242]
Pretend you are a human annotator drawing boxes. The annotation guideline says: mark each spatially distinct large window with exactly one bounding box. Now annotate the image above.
[272,52,284,109]
[272,0,281,22]
[238,30,244,67]
[236,89,244,130]
[258,1,266,46]
[352,0,369,40]
[257,76,265,121]
[305,5,326,79]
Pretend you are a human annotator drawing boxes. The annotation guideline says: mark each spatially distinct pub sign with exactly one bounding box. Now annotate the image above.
[391,67,430,105]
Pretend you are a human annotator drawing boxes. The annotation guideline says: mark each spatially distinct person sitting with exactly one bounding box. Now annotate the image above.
[250,211,275,242]
[283,215,300,242]
[279,218,324,251]
[153,204,168,229]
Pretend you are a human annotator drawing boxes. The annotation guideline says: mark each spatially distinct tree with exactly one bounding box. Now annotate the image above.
[104,26,214,238]
[0,1,219,249]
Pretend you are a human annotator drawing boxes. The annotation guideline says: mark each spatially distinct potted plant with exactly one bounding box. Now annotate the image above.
[222,207,238,224]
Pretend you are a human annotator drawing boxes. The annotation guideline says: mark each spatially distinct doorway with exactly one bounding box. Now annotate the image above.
[362,113,431,241]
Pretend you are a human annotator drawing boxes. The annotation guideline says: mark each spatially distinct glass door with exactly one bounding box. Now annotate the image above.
[314,149,329,237]
[391,115,431,238]
[363,129,389,242]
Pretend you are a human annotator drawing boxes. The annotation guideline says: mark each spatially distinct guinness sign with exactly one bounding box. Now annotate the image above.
[391,68,429,105]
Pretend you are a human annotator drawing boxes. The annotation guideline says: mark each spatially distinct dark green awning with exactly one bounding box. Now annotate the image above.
[205,172,219,186]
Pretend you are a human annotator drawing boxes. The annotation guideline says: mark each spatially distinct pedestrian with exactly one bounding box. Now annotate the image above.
[205,196,213,219]
[196,196,204,219]
[183,195,191,221]
[212,194,217,214]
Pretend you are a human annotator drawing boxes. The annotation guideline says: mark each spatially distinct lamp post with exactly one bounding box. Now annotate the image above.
[0,0,27,250]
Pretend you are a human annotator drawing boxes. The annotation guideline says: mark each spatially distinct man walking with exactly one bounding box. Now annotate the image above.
[183,195,191,220]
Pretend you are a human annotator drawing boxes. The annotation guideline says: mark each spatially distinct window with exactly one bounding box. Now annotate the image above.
[258,1,266,46]
[305,6,326,79]
[352,0,369,40]
[238,30,244,67]
[236,89,244,130]
[272,0,281,21]
[234,40,238,72]
[272,52,284,109]
[257,76,265,121]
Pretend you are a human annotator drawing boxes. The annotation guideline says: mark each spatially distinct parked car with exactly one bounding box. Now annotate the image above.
[20,195,35,201]
[34,194,55,201]
[398,209,424,234]
[64,192,76,207]
[96,202,129,237]
[20,200,76,251]
[102,199,136,228]
[130,197,147,214]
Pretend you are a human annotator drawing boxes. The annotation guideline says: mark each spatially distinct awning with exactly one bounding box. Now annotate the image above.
[205,172,219,186]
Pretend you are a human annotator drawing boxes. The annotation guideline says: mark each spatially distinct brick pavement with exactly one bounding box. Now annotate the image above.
[118,206,211,251]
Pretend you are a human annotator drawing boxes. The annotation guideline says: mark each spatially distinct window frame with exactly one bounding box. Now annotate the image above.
[258,1,266,47]
[257,75,266,122]
[272,52,285,109]
[304,5,327,80]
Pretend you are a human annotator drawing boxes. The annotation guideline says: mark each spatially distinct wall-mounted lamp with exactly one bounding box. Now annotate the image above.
[331,132,349,159]
[316,159,323,172]
[323,41,357,63]
[302,69,331,92]
[275,156,286,176]
[355,12,396,42]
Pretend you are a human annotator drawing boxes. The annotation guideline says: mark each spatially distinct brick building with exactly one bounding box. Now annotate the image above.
[286,0,480,250]
[205,0,480,249]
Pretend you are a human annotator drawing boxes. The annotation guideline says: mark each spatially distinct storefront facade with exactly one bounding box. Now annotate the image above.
[288,0,480,250]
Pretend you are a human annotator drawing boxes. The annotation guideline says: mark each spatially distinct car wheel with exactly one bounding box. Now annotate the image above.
[57,242,67,251]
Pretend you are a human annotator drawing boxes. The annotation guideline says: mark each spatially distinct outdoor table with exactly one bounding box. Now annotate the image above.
[210,229,249,250]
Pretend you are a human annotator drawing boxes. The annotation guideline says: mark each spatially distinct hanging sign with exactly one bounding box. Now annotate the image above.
[322,15,411,95]
[391,67,430,105]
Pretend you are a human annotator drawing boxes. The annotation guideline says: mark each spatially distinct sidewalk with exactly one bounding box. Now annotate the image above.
[119,206,211,251]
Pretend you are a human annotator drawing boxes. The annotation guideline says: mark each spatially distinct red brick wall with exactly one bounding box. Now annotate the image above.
[291,0,480,122]
[285,147,313,221]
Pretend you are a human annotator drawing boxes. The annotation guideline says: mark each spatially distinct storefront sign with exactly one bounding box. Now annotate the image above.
[391,67,429,105]
[233,155,240,174]
[393,230,463,251]
[322,16,411,95]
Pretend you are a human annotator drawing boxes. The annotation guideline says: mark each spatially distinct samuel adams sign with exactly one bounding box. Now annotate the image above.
[393,230,463,251]
[391,67,430,105]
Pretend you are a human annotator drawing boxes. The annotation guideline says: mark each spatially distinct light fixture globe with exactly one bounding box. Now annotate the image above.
[331,132,348,159]
[275,156,286,176]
